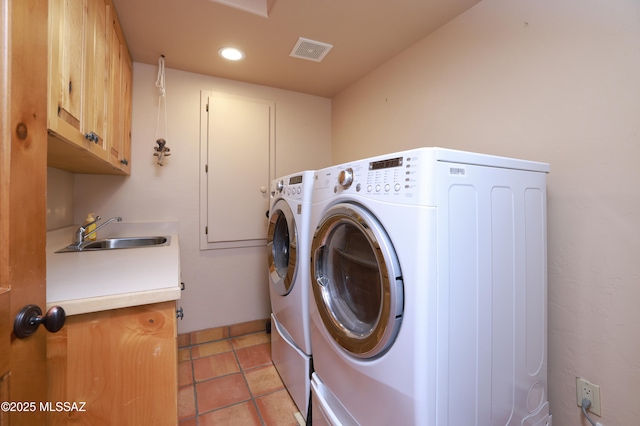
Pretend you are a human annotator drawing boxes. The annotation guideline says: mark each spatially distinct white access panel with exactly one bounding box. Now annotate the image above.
[436,160,548,425]
[200,92,275,250]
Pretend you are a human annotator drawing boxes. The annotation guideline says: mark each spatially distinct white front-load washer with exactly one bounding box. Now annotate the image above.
[267,170,314,421]
[309,147,552,426]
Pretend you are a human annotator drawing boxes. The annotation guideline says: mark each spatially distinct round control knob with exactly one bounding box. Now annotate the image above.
[276,180,284,193]
[338,168,354,189]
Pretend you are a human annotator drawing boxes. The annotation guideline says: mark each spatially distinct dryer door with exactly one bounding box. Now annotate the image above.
[267,199,298,296]
[311,203,403,358]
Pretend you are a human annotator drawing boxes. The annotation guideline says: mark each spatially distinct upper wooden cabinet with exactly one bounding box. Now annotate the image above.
[47,0,132,175]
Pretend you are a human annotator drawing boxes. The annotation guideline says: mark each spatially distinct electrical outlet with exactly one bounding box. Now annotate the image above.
[576,377,602,416]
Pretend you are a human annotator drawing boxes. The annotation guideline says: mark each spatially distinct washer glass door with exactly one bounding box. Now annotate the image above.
[311,203,403,358]
[267,199,297,295]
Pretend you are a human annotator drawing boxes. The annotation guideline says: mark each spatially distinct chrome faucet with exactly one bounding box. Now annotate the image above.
[72,216,122,245]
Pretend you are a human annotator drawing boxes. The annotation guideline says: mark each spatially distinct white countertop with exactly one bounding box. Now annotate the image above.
[46,221,181,316]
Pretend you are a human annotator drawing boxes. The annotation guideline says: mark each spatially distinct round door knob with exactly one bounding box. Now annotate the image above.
[260,186,267,193]
[338,168,354,189]
[13,304,66,339]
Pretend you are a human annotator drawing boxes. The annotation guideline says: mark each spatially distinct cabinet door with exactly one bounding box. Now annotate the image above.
[107,11,132,173]
[47,0,109,168]
[83,0,109,153]
[47,0,131,175]
[47,302,178,424]
[49,0,85,132]
[200,92,275,250]
[107,18,122,166]
[120,53,133,172]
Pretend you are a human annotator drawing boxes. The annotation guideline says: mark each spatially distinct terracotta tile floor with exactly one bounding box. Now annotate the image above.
[178,320,303,426]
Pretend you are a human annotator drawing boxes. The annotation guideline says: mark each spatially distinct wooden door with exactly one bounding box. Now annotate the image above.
[0,0,49,423]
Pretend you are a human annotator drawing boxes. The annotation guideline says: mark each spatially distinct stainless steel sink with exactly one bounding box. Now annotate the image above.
[56,236,171,253]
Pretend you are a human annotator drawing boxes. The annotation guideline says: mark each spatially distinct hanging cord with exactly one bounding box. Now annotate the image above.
[155,55,167,142]
[154,55,171,165]
[581,398,597,426]
[155,55,165,97]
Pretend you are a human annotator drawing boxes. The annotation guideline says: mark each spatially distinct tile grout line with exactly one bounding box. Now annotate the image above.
[189,344,200,422]
[231,340,268,426]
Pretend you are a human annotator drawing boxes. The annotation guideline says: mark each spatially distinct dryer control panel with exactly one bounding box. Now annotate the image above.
[270,171,314,203]
[271,176,303,200]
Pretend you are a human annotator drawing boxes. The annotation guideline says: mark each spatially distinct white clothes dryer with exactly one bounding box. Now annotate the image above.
[308,148,552,426]
[267,170,314,420]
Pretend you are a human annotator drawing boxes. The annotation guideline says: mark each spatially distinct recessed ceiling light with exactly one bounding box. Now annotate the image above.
[218,47,245,61]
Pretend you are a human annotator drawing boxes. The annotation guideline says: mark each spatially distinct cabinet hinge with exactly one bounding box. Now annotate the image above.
[205,226,208,235]
[206,103,209,112]
[205,164,208,173]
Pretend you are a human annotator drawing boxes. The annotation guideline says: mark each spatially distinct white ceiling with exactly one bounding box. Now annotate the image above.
[111,0,481,98]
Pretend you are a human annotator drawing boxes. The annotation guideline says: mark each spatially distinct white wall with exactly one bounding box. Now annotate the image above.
[331,0,640,424]
[46,167,74,231]
[73,63,331,334]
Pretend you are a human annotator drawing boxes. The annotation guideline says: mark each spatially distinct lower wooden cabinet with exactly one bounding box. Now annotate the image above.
[47,301,178,425]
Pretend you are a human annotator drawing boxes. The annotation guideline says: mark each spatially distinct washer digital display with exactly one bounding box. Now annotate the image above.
[289,175,303,184]
[369,156,403,171]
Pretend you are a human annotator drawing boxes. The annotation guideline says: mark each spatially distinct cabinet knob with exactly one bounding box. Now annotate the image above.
[84,132,98,143]
[176,307,184,320]
[120,158,129,165]
[14,304,66,338]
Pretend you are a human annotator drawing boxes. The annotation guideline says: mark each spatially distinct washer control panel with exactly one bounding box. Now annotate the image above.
[271,173,306,200]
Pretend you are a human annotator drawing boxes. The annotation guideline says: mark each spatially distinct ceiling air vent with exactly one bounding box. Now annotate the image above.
[289,37,333,62]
